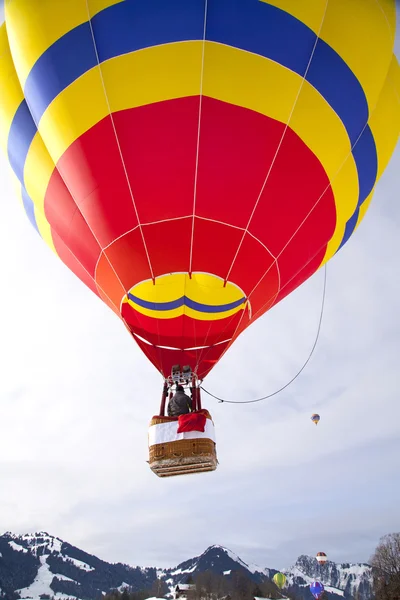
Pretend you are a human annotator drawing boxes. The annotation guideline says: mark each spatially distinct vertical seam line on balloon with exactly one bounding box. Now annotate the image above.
[72,8,166,370]
[12,93,117,305]
[218,259,277,358]
[187,0,208,377]
[154,280,164,377]
[18,171,106,302]
[20,148,117,306]
[247,230,280,260]
[197,305,251,378]
[250,239,329,323]
[32,145,126,307]
[223,0,330,287]
[188,0,208,276]
[85,0,155,282]
[193,312,242,375]
[193,319,218,374]
[250,0,394,263]
[214,1,331,359]
[387,73,400,105]
[374,0,395,38]
[53,228,120,312]
[275,109,377,266]
[194,289,254,371]
[213,242,327,373]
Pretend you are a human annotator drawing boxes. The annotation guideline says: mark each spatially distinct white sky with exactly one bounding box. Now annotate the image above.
[0,1,399,572]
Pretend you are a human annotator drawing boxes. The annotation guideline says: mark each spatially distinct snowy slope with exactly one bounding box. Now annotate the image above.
[18,555,77,600]
[0,532,157,599]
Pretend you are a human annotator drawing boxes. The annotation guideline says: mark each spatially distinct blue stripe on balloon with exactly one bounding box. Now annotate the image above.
[7,100,37,185]
[128,292,246,313]
[352,125,378,205]
[22,0,205,124]
[337,125,377,250]
[21,186,40,234]
[23,22,97,126]
[338,207,359,251]
[22,0,369,149]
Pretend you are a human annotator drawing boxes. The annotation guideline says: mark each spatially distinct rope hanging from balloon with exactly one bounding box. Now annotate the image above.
[200,265,327,404]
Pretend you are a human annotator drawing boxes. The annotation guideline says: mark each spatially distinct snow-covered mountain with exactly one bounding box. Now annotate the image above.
[164,544,269,578]
[159,544,271,588]
[0,532,157,600]
[283,555,373,600]
[0,533,373,600]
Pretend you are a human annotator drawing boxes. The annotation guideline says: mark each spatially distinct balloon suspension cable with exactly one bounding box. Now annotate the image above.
[200,264,327,404]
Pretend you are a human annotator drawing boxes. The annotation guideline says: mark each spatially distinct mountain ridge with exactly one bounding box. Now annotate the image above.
[0,532,373,600]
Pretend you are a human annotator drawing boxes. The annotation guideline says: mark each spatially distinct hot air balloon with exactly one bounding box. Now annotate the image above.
[316,552,327,565]
[311,414,321,425]
[1,1,399,475]
[273,573,287,589]
[310,582,325,600]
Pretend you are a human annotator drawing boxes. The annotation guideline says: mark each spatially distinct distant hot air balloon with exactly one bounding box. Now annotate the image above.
[273,573,287,589]
[310,582,325,600]
[316,552,327,565]
[311,414,321,425]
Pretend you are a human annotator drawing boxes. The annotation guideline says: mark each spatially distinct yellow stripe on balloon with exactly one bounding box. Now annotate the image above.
[368,56,400,181]
[23,132,57,252]
[37,66,109,166]
[261,0,327,35]
[102,42,203,114]
[4,0,124,88]
[319,157,360,264]
[36,41,359,254]
[0,24,24,152]
[265,0,395,112]
[36,41,203,165]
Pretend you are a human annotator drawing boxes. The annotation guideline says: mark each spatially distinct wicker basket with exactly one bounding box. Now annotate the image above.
[148,413,217,477]
[149,438,217,477]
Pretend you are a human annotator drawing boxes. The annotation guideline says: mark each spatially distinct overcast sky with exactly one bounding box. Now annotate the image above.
[0,2,399,573]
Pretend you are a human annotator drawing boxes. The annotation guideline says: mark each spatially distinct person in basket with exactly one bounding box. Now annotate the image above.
[167,384,192,416]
